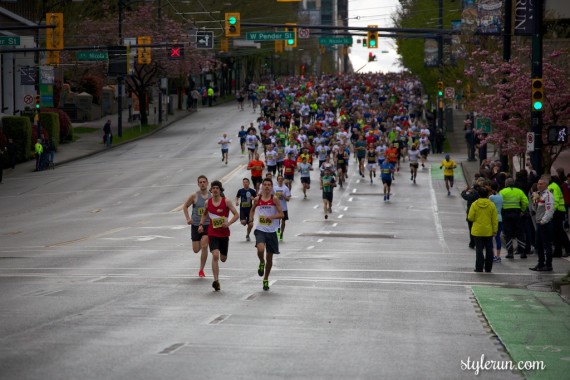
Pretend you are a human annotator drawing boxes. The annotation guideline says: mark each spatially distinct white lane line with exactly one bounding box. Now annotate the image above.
[344,207,348,211]
[317,239,324,243]
[313,205,319,209]
[348,197,353,202]
[332,223,338,227]
[352,188,357,193]
[307,246,315,250]
[337,214,344,219]
[133,193,141,197]
[429,166,448,253]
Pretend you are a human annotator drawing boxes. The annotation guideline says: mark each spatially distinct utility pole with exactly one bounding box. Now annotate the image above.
[437,0,443,133]
[530,0,543,175]
[117,0,124,137]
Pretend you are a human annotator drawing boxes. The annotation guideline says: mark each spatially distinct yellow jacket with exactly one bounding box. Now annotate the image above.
[468,198,498,237]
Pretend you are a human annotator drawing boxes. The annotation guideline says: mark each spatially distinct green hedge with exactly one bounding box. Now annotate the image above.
[1,116,33,161]
[39,112,60,150]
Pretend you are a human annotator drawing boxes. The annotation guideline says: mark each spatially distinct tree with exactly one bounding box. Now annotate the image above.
[70,1,211,125]
[464,45,570,173]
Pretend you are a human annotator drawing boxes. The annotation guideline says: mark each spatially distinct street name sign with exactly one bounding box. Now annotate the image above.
[0,36,20,46]
[76,51,108,61]
[246,31,294,41]
[319,37,353,45]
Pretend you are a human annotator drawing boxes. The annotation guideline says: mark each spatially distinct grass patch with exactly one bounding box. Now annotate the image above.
[442,138,451,153]
[74,126,99,134]
[112,123,161,144]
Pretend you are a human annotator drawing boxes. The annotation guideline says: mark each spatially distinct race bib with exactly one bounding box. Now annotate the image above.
[197,207,204,216]
[259,216,272,226]
[275,191,283,199]
[241,201,251,208]
[285,167,293,174]
[212,217,226,229]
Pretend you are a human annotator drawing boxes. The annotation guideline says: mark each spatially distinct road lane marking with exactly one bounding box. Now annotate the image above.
[337,214,343,219]
[317,239,323,243]
[47,227,129,247]
[429,166,448,252]
[348,197,353,202]
[307,246,314,250]
[332,223,338,227]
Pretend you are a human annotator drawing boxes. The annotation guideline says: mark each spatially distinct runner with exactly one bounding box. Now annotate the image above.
[273,174,291,241]
[236,178,257,242]
[321,167,337,219]
[366,144,378,184]
[282,152,297,187]
[355,135,367,178]
[217,133,231,165]
[408,143,421,184]
[238,125,247,155]
[335,144,349,188]
[247,152,265,193]
[249,178,284,291]
[198,180,239,291]
[298,155,313,199]
[182,175,211,278]
[385,143,398,181]
[419,133,430,168]
[440,154,457,196]
[265,143,278,175]
[245,129,259,161]
[380,160,395,202]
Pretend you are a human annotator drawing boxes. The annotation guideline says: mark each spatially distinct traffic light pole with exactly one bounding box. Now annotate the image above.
[530,0,543,176]
[437,0,443,133]
[117,0,124,138]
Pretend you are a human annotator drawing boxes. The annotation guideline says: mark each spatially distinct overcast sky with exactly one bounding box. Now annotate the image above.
[347,0,403,73]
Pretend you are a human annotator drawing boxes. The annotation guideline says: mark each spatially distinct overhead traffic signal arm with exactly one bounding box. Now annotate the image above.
[531,78,544,111]
[225,12,241,37]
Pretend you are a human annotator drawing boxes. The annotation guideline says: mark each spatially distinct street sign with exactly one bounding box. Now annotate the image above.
[246,31,294,41]
[196,31,214,49]
[76,51,108,61]
[0,36,20,46]
[476,118,492,134]
[20,67,36,85]
[24,95,33,104]
[318,37,353,45]
[298,28,310,39]
[526,132,534,152]
[444,87,455,99]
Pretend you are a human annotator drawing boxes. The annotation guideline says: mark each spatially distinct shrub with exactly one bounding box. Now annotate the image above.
[43,108,73,142]
[39,112,60,150]
[1,116,33,161]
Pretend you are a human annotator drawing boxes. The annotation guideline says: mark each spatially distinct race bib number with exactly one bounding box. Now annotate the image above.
[241,201,251,208]
[212,217,226,229]
[197,207,204,216]
[285,167,293,174]
[275,191,283,199]
[259,216,272,226]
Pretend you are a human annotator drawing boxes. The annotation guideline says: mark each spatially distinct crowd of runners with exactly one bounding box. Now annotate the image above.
[182,72,452,292]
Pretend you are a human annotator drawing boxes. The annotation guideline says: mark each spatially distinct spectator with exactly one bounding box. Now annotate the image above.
[468,186,498,272]
[7,138,16,169]
[34,139,43,171]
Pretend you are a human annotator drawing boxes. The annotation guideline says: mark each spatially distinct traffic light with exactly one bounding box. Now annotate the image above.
[367,25,378,49]
[368,52,377,62]
[35,95,41,110]
[137,36,151,64]
[168,45,184,60]
[46,13,64,50]
[531,78,544,111]
[437,81,444,97]
[362,38,367,47]
[547,125,567,145]
[285,23,297,48]
[225,12,240,37]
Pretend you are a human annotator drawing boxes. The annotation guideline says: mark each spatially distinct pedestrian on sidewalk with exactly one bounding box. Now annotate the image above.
[462,182,480,249]
[468,186,498,272]
[464,114,475,161]
[7,138,16,169]
[34,139,43,171]
[103,120,112,147]
[500,178,529,259]
[529,177,555,271]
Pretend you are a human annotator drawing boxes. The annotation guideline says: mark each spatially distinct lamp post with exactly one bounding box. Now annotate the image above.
[117,0,124,137]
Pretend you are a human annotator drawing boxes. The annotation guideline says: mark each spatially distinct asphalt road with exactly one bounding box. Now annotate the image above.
[0,103,567,379]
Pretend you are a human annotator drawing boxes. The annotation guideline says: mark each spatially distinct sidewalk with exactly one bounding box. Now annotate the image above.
[3,103,195,179]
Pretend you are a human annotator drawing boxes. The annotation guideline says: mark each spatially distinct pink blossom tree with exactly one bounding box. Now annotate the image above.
[464,45,570,173]
[72,1,212,125]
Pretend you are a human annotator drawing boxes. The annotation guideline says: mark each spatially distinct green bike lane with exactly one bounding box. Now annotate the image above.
[431,160,570,379]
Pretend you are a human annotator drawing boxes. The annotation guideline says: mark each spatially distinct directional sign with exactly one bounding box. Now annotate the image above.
[0,36,20,46]
[20,67,36,85]
[476,118,492,134]
[318,37,353,45]
[196,31,214,49]
[76,51,108,61]
[246,31,294,41]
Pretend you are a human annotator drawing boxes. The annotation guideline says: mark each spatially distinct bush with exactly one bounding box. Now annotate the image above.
[1,116,33,161]
[39,112,60,150]
[43,108,73,142]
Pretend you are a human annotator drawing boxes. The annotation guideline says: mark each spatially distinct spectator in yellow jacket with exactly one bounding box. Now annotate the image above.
[468,186,498,273]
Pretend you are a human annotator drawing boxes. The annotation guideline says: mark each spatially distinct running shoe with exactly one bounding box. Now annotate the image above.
[411,175,413,181]
[329,207,332,213]
[199,270,205,278]
[263,280,270,291]
[370,179,373,184]
[279,235,283,241]
[246,235,250,242]
[447,191,451,196]
[258,262,265,277]
[493,256,502,263]
[304,194,307,199]
[212,280,220,291]
[387,195,390,201]
[383,195,387,202]
[325,214,328,219]
[413,179,416,184]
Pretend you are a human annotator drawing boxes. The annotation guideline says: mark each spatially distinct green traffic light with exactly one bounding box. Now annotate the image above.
[287,39,294,45]
[438,91,443,96]
[533,101,543,111]
[369,40,376,47]
[228,16,237,25]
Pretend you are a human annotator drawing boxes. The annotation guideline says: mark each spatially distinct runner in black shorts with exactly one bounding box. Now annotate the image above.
[236,178,257,241]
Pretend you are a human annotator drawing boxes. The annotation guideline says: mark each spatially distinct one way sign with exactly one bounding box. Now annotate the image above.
[196,31,214,49]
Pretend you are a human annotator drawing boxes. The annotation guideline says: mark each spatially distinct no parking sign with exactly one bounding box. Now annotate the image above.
[527,132,534,152]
